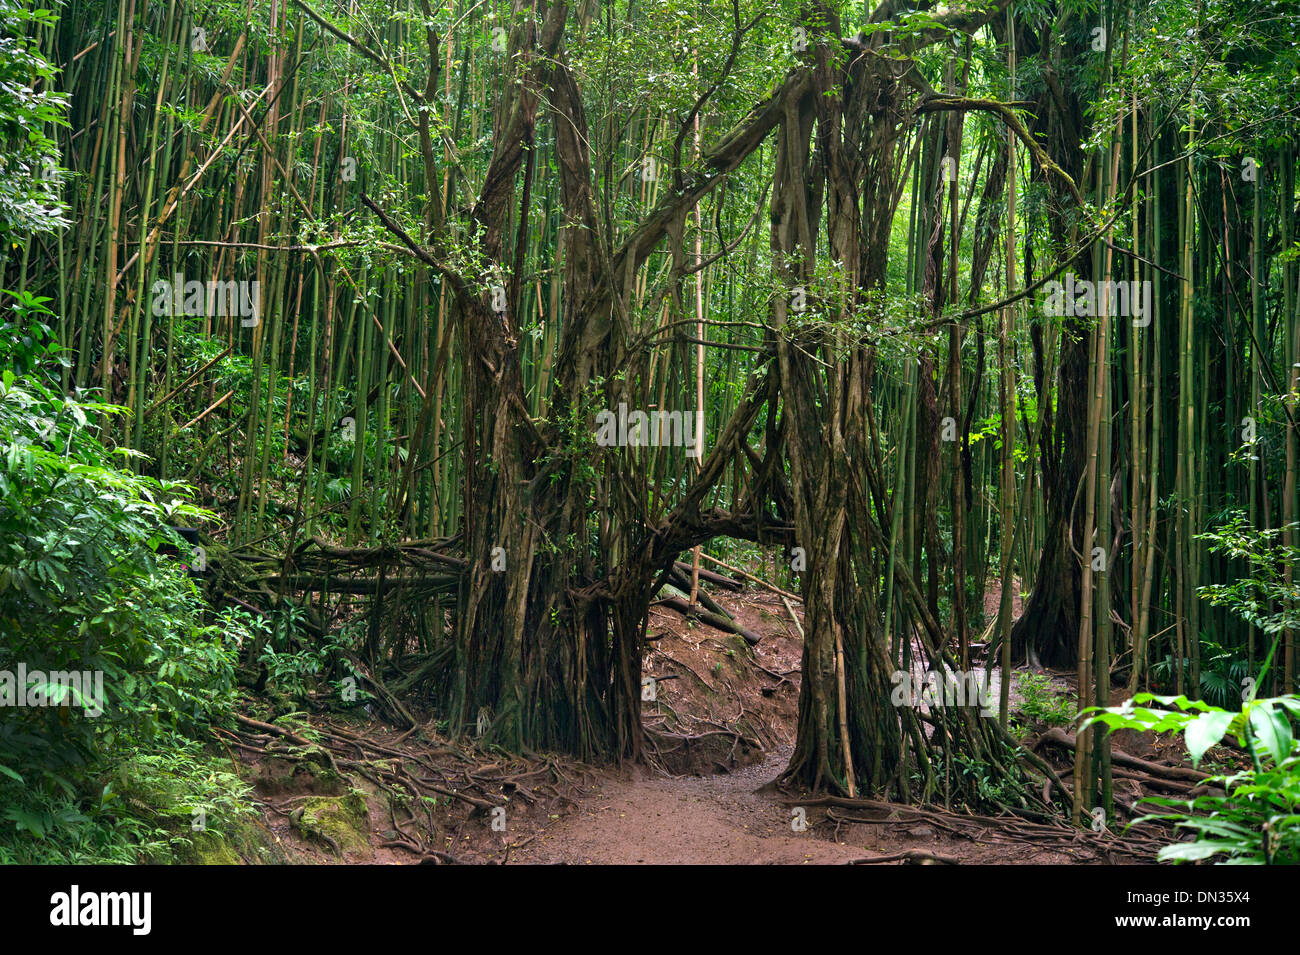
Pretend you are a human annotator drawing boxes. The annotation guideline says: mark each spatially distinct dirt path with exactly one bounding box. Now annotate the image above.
[509,752,865,865]
[246,588,1110,865]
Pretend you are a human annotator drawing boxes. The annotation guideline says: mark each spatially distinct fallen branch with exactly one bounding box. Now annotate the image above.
[672,560,744,591]
[664,571,733,620]
[652,595,762,645]
[850,849,963,865]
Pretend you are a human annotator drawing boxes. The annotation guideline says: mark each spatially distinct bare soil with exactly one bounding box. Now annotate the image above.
[506,751,865,864]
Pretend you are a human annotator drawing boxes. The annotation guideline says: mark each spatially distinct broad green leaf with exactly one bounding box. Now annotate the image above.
[1185,710,1234,765]
[1156,841,1239,862]
[1249,705,1293,765]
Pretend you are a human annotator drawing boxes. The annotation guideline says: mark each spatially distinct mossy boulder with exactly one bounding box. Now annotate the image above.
[290,790,370,857]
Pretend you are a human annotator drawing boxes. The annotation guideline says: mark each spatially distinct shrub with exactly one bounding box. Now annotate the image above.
[0,303,255,861]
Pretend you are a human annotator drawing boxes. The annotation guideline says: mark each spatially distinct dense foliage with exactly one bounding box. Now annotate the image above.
[0,0,1296,862]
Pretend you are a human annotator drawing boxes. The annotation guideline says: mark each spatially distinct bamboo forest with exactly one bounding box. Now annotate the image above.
[0,0,1298,886]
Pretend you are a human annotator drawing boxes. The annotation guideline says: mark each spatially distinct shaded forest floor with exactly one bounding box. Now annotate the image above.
[222,581,1209,864]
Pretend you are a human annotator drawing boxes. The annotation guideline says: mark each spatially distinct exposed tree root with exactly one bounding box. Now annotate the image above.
[850,849,963,865]
[789,794,1168,862]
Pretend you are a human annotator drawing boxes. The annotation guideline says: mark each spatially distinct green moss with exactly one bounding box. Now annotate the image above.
[290,790,370,857]
[184,831,241,865]
[161,813,291,865]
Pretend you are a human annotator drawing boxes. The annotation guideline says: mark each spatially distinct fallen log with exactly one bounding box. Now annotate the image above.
[653,596,762,645]
[780,595,804,639]
[850,850,963,865]
[672,561,744,592]
[665,570,734,620]
[1109,767,1215,796]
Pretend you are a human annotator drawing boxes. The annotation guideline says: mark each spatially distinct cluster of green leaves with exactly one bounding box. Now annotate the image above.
[257,603,364,704]
[0,0,69,235]
[939,741,1034,812]
[1118,0,1300,160]
[1150,633,1255,709]
[0,296,256,862]
[0,738,258,865]
[1013,671,1077,727]
[1084,499,1300,864]
[1140,505,1300,707]
[1082,686,1299,864]
[1197,511,1300,637]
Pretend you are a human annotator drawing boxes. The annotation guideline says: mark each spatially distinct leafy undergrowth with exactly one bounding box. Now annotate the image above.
[0,313,266,863]
[1085,684,1300,864]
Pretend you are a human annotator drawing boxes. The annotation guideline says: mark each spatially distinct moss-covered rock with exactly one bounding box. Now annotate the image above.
[290,790,370,857]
